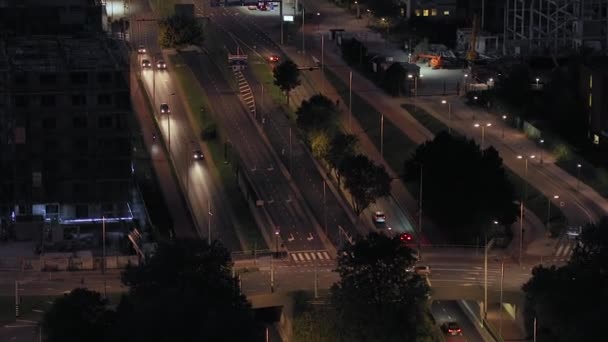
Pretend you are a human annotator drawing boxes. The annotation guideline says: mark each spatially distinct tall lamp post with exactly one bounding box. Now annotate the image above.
[474,122,492,149]
[539,139,545,164]
[576,163,582,190]
[546,195,559,232]
[441,100,452,133]
[274,228,280,258]
[501,115,507,139]
[517,154,535,265]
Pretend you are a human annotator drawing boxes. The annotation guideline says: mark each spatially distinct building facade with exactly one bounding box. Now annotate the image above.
[0,35,133,225]
[580,62,608,147]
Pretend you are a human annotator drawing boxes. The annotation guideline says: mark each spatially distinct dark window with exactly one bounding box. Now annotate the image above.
[97,72,111,83]
[39,73,57,85]
[72,159,88,174]
[97,94,112,105]
[72,137,88,154]
[13,73,27,85]
[71,94,86,106]
[43,139,58,153]
[70,72,88,85]
[98,115,112,129]
[73,116,87,128]
[43,160,58,175]
[14,95,28,107]
[41,95,56,107]
[42,117,56,129]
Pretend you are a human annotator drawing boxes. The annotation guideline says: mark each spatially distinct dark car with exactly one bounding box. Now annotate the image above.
[137,45,146,54]
[141,59,152,69]
[442,321,462,336]
[156,60,167,70]
[160,103,170,114]
[193,149,204,160]
[400,232,414,243]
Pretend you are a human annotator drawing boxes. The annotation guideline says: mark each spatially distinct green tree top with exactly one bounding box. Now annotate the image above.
[158,14,204,49]
[340,154,391,214]
[296,94,339,133]
[331,232,433,341]
[273,59,301,104]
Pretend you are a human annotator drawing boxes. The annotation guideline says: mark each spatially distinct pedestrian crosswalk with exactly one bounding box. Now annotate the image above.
[290,251,332,264]
[553,239,577,263]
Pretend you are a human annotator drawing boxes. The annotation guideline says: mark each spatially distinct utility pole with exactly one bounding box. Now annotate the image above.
[484,237,495,323]
[499,259,505,337]
[418,163,423,258]
[102,216,106,274]
[321,34,325,93]
[323,180,327,235]
[380,113,384,157]
[301,6,305,53]
[15,280,19,318]
[314,262,319,298]
[208,201,213,245]
[348,71,353,131]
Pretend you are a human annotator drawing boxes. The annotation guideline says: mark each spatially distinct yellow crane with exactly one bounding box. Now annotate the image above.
[466,14,479,63]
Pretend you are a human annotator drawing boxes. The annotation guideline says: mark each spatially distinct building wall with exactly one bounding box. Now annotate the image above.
[0,36,132,221]
[580,65,608,146]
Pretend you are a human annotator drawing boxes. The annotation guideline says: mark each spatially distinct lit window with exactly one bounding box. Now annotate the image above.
[431,9,437,16]
[594,134,600,145]
[423,9,429,16]
[589,75,593,89]
[589,93,592,107]
[443,10,450,15]
[415,9,421,16]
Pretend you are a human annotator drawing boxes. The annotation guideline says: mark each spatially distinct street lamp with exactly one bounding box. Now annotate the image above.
[474,122,492,149]
[546,195,559,232]
[274,228,280,257]
[463,73,469,94]
[441,100,452,133]
[517,154,535,265]
[536,77,540,87]
[501,115,507,139]
[539,139,544,164]
[354,1,361,18]
[576,163,582,190]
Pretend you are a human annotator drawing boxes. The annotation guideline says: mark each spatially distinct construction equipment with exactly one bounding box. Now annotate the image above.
[413,54,443,69]
[466,14,479,62]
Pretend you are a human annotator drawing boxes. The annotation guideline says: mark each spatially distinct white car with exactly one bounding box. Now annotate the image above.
[566,226,582,239]
[373,211,386,223]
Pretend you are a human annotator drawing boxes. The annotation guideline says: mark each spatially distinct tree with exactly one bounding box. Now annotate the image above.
[360,0,399,17]
[273,59,301,104]
[158,14,204,49]
[331,233,434,341]
[42,288,114,342]
[403,132,518,243]
[522,218,608,341]
[113,239,259,342]
[340,154,391,214]
[327,133,358,184]
[296,94,339,133]
[310,130,331,159]
[494,64,533,115]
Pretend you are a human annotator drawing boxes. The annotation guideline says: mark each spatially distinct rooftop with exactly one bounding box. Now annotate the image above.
[1,35,127,72]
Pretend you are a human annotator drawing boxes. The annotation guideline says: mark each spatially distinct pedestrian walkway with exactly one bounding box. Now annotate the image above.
[289,250,332,264]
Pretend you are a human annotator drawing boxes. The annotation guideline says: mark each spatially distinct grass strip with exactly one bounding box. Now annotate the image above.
[401,103,449,135]
[168,54,266,250]
[323,69,417,176]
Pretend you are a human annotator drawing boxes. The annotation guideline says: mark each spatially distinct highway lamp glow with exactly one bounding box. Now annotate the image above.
[474,122,492,149]
[576,163,582,190]
[517,154,535,265]
[501,115,507,138]
[547,195,560,232]
[536,77,540,86]
[441,100,452,133]
[539,139,545,164]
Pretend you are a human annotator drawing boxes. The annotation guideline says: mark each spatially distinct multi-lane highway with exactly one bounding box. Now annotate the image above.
[196,1,371,252]
[130,1,241,249]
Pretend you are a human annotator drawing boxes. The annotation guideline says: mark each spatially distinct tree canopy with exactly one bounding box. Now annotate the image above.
[273,59,301,104]
[114,239,258,342]
[327,132,358,182]
[340,154,391,214]
[42,239,259,342]
[403,132,518,243]
[42,288,114,342]
[330,232,434,341]
[522,218,608,341]
[158,14,204,48]
[296,94,339,133]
